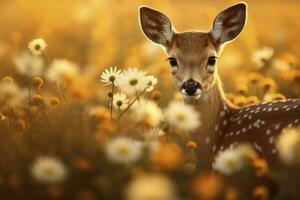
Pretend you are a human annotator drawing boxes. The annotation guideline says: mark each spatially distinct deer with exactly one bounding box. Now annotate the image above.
[139,2,300,165]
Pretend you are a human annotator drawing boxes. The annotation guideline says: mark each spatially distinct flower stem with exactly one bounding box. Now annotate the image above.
[110,82,115,121]
[57,84,67,107]
[186,134,199,164]
[42,52,50,68]
[113,87,147,124]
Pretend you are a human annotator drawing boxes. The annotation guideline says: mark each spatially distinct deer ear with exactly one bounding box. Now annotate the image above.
[210,3,247,45]
[139,6,174,47]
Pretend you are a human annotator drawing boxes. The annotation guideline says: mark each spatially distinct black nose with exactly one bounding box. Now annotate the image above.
[182,79,201,95]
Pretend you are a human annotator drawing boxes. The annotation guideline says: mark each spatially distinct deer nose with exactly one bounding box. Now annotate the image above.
[182,79,202,95]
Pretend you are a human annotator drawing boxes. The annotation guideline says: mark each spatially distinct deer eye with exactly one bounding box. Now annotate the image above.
[207,56,217,66]
[167,57,178,67]
[206,56,217,74]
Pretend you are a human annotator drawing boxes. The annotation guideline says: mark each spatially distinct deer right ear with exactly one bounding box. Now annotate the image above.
[139,7,174,47]
[210,3,247,45]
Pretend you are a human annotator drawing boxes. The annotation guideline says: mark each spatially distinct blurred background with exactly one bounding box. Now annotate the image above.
[1,0,300,199]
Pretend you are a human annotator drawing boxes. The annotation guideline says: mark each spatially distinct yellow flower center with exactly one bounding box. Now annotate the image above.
[43,167,55,176]
[117,146,129,155]
[116,100,123,107]
[176,113,186,122]
[129,79,138,86]
[35,44,41,50]
[225,158,237,168]
[109,76,115,82]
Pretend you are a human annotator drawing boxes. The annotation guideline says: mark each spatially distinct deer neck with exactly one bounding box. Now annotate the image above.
[185,76,229,159]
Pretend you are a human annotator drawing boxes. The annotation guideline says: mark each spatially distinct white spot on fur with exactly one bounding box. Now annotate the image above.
[253,120,261,128]
[269,136,274,144]
[220,111,225,117]
[212,145,217,152]
[293,105,298,109]
[205,137,210,144]
[214,125,219,131]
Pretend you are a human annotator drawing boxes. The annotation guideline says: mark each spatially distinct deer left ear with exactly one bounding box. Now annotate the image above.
[210,2,247,45]
[139,6,174,47]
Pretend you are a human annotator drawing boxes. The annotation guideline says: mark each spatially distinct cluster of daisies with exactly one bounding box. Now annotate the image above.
[100,66,202,165]
[15,38,81,85]
[28,107,300,185]
[100,67,157,114]
[252,46,295,72]
[25,62,202,183]
[100,66,201,127]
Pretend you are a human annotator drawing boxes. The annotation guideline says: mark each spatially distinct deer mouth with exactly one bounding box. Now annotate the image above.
[181,88,202,100]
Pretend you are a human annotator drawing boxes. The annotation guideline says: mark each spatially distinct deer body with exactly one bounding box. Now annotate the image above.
[139,2,300,164]
[190,76,300,163]
[217,99,300,159]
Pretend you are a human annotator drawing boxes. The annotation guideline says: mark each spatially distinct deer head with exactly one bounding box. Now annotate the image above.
[139,3,247,102]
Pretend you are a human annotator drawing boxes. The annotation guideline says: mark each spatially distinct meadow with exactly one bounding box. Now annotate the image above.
[0,0,300,199]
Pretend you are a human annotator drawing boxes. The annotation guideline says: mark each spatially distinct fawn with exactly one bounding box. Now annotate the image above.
[139,2,300,164]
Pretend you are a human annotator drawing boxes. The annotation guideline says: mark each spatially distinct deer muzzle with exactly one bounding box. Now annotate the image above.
[181,79,202,99]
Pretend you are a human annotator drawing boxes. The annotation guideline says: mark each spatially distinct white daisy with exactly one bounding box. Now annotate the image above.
[126,174,176,200]
[31,156,67,183]
[165,101,201,131]
[212,148,245,175]
[271,58,291,71]
[100,66,122,86]
[0,82,27,109]
[132,99,164,127]
[46,59,79,84]
[28,38,47,55]
[145,75,158,92]
[106,137,143,164]
[252,47,274,69]
[14,52,44,76]
[276,127,300,164]
[112,92,129,110]
[116,68,149,95]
